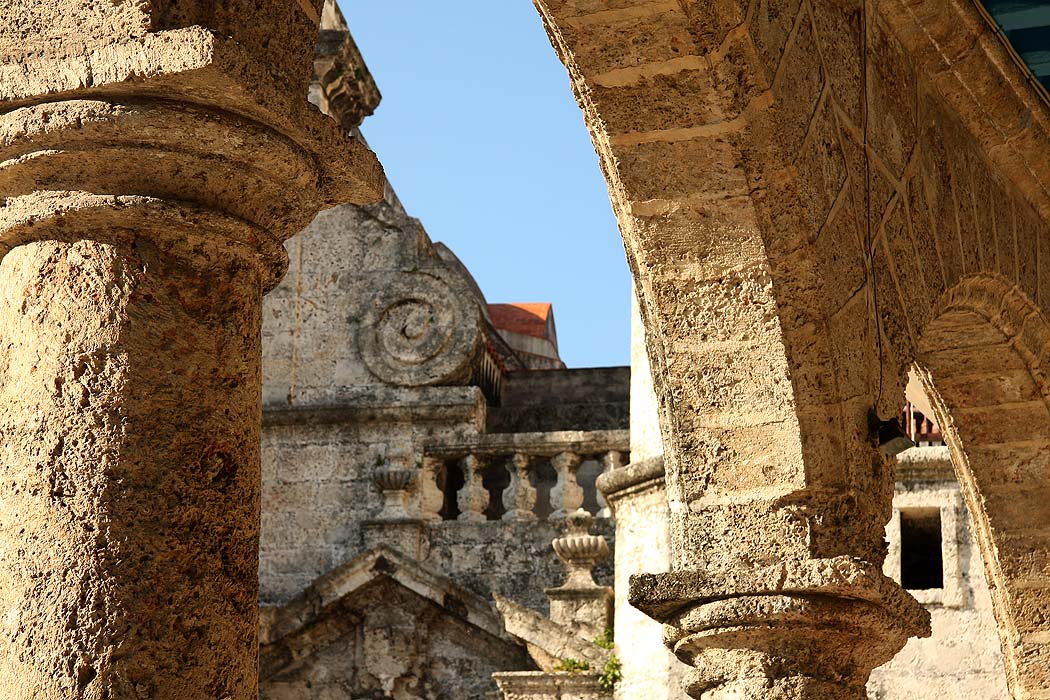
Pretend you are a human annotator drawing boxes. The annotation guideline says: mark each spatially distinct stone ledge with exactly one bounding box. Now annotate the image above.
[425,430,630,458]
[629,556,930,637]
[263,385,485,427]
[896,445,955,482]
[264,545,507,646]
[493,671,610,699]
[596,455,665,502]
[494,595,610,669]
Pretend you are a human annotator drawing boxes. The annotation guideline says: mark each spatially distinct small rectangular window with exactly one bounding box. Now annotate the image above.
[900,508,943,590]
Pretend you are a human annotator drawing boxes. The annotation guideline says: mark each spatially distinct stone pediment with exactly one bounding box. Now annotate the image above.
[260,546,529,697]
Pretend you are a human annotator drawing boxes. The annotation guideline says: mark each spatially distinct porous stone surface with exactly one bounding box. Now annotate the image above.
[598,456,686,700]
[0,1,383,697]
[869,449,1010,699]
[0,235,262,699]
[534,0,1050,694]
[494,671,610,700]
[488,367,630,433]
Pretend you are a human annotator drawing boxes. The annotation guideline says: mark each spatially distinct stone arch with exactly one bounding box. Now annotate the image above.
[914,276,1050,697]
[531,0,1050,695]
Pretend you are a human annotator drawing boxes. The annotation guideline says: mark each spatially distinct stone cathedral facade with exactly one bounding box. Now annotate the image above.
[3,0,1050,698]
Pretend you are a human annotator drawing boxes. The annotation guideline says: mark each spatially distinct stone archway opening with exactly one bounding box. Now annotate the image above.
[914,283,1050,697]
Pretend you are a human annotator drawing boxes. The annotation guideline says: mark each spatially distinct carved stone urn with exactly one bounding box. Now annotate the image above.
[373,466,418,520]
[552,512,611,589]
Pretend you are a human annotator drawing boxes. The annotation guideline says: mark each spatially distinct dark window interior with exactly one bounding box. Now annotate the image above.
[901,508,944,590]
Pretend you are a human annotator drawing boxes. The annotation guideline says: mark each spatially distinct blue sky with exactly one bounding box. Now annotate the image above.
[338,1,631,368]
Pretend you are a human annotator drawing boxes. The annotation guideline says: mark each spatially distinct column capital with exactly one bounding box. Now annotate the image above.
[630,557,931,698]
[1,0,384,286]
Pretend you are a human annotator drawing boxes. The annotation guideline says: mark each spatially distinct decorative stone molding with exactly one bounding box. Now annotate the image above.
[358,267,483,387]
[493,671,610,700]
[595,455,665,511]
[312,0,381,131]
[425,429,630,460]
[493,596,610,671]
[493,595,612,700]
[630,557,931,698]
[264,546,512,678]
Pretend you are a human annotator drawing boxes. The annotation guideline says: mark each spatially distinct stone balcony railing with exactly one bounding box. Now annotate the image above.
[421,430,630,522]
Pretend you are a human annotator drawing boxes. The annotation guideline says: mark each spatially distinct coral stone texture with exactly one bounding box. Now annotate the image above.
[532,0,1050,696]
[0,0,383,698]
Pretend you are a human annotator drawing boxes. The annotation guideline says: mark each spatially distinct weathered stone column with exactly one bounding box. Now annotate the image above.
[0,3,382,698]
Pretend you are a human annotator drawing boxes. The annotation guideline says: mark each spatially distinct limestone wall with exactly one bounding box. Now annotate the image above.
[602,461,687,700]
[603,299,686,700]
[629,289,663,463]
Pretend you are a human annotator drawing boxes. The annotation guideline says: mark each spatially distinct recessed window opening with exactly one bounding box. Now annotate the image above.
[900,508,943,590]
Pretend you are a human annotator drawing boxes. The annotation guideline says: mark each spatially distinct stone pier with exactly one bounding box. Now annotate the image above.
[0,2,382,698]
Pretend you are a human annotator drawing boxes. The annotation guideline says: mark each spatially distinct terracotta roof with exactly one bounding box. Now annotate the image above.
[488,303,553,340]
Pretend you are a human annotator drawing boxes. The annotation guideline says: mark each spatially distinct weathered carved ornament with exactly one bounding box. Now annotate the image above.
[358,267,482,387]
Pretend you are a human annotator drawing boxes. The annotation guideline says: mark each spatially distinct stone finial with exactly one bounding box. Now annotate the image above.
[373,466,418,520]
[552,512,610,589]
[549,512,614,638]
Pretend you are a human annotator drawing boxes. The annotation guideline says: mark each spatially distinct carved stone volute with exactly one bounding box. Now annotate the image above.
[358,266,483,387]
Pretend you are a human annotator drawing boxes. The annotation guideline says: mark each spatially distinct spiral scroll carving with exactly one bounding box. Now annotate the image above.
[358,267,483,387]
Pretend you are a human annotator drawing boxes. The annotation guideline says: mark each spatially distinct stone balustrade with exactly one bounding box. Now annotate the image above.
[423,430,629,522]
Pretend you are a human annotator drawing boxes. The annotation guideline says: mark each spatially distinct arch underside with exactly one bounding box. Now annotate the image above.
[535,0,1050,695]
[917,282,1050,697]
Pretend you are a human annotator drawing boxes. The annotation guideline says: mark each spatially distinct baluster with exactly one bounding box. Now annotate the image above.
[550,451,582,519]
[418,455,445,521]
[597,450,623,518]
[502,453,537,521]
[457,454,489,522]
